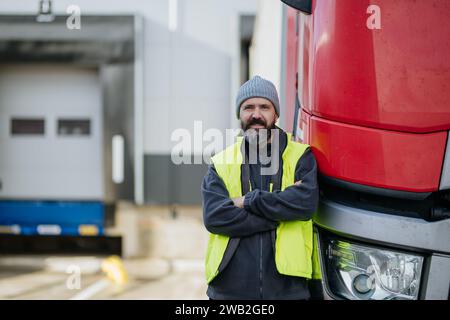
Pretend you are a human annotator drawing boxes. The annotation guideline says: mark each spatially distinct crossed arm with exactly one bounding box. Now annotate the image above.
[201,149,319,238]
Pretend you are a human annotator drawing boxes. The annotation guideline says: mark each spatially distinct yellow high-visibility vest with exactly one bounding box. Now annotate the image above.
[205,133,322,283]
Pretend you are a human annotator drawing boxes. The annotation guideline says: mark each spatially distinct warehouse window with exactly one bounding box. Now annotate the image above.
[11,118,45,135]
[58,119,91,136]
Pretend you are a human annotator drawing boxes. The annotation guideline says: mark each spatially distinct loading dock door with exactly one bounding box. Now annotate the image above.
[0,64,103,200]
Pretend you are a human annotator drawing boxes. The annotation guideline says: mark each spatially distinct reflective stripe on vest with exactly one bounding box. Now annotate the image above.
[205,133,322,283]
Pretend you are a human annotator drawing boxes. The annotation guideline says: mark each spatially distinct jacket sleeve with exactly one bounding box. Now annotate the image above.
[202,165,279,238]
[243,148,319,222]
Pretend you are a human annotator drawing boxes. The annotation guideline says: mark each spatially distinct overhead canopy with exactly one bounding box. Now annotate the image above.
[0,15,135,64]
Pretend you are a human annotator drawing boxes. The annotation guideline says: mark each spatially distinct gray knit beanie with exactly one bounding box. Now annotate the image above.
[235,75,280,119]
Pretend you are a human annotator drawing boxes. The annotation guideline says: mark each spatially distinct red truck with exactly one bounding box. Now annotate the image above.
[281,0,450,299]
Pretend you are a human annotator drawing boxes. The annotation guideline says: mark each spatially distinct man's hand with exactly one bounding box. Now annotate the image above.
[232,196,245,208]
[294,180,302,186]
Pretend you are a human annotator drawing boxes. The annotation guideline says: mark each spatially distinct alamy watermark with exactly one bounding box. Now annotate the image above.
[367,4,381,30]
[66,264,82,290]
[171,121,281,176]
[66,5,81,30]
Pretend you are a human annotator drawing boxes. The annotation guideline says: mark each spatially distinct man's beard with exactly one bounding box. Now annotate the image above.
[241,118,277,148]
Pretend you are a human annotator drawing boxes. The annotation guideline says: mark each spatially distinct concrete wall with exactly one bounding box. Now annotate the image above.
[0,0,257,204]
[249,0,283,125]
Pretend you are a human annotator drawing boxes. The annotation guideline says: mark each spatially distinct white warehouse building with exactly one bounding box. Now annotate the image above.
[0,0,285,207]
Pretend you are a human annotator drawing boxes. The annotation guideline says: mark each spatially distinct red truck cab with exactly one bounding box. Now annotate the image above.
[281,0,450,300]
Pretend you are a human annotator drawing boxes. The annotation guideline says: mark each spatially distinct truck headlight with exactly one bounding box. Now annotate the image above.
[323,237,424,300]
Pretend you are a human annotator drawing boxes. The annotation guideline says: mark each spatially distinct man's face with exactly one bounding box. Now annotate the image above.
[239,97,278,132]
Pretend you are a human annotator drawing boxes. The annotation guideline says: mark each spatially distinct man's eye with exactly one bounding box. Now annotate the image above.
[261,105,269,110]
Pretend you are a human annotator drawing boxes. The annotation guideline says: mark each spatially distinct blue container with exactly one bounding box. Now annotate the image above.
[0,201,104,236]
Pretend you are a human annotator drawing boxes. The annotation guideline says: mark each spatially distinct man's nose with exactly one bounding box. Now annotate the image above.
[251,107,262,119]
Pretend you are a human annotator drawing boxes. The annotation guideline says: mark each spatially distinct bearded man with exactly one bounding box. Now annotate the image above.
[201,75,321,300]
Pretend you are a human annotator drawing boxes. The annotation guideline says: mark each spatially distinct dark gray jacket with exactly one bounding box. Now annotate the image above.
[201,129,319,300]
